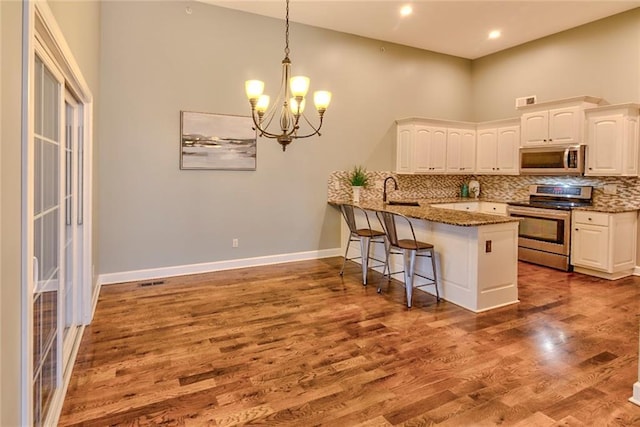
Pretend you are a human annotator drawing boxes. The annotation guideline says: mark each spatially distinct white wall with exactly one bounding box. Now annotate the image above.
[471,8,640,121]
[98,1,472,275]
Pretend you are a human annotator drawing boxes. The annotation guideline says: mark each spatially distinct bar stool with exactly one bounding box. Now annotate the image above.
[339,204,388,285]
[376,210,440,308]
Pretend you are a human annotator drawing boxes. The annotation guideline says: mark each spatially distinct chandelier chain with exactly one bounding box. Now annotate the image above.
[284,0,290,58]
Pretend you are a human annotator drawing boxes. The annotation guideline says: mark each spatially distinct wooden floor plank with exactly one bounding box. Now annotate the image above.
[59,258,640,425]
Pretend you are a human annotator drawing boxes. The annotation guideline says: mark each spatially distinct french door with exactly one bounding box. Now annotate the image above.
[32,47,83,427]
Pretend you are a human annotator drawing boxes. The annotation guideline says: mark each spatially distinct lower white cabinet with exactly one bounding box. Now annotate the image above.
[571,210,637,279]
[430,202,507,216]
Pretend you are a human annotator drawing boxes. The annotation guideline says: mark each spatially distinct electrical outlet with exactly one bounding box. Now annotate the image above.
[232,238,239,248]
[333,181,341,191]
[485,240,492,253]
[604,184,617,195]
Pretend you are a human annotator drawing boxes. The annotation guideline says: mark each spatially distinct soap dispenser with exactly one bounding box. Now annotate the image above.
[461,182,469,198]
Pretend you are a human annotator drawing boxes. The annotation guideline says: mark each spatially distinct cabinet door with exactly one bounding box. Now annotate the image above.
[413,125,432,173]
[476,128,497,174]
[429,127,448,173]
[396,125,413,173]
[548,106,581,144]
[586,114,623,175]
[521,111,548,146]
[496,126,520,174]
[460,129,476,173]
[571,224,609,271]
[445,128,462,173]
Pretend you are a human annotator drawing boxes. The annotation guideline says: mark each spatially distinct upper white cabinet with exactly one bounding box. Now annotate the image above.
[518,96,601,146]
[396,122,447,174]
[446,127,476,173]
[396,119,474,174]
[476,119,519,175]
[585,104,640,176]
[414,126,447,174]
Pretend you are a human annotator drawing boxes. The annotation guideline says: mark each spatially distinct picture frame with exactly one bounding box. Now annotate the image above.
[180,111,257,170]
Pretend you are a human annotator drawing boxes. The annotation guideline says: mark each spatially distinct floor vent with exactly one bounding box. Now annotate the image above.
[140,280,166,287]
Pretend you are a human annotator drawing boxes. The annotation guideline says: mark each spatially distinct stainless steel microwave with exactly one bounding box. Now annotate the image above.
[519,145,586,175]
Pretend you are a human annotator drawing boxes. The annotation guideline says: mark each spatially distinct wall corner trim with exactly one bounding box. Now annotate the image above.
[99,248,342,285]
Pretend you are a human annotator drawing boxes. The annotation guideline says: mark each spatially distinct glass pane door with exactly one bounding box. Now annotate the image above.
[33,54,62,427]
[514,215,565,244]
[62,93,81,366]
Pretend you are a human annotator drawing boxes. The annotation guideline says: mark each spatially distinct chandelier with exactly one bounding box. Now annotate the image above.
[244,0,331,151]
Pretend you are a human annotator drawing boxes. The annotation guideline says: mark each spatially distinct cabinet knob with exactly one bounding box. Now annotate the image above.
[575,228,579,231]
[549,138,553,142]
[588,218,592,221]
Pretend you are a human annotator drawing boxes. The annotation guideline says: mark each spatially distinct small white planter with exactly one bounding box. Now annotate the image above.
[352,186,363,203]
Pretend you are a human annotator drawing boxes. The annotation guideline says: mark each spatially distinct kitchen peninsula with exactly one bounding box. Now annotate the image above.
[329,198,521,313]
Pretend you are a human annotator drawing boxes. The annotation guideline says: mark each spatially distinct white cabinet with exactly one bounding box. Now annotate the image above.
[518,96,601,147]
[480,202,507,216]
[571,210,637,280]
[446,128,476,173]
[430,202,507,216]
[414,126,447,174]
[396,119,469,175]
[396,122,447,174]
[396,125,413,174]
[585,104,640,176]
[476,120,519,175]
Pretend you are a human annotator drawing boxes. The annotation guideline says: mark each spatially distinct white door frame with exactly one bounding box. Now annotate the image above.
[22,1,94,425]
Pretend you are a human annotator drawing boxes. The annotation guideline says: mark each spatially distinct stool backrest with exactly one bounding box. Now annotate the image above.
[340,204,358,234]
[341,203,379,235]
[377,211,419,249]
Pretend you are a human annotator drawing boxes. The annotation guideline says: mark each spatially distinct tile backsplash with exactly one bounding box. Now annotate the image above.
[328,171,640,209]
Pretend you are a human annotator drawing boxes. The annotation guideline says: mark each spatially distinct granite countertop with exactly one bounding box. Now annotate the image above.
[328,198,520,227]
[573,205,640,213]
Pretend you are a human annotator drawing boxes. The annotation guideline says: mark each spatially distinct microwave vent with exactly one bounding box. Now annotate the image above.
[515,95,537,108]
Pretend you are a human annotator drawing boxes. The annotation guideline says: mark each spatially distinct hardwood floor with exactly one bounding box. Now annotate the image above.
[59,258,640,426]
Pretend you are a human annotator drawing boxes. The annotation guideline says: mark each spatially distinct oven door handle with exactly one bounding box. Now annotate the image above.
[507,206,571,220]
[563,147,570,170]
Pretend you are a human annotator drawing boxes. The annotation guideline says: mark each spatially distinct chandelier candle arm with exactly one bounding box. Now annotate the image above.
[243,0,331,151]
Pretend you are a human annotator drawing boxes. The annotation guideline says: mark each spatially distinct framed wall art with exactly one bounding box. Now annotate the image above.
[180,111,257,170]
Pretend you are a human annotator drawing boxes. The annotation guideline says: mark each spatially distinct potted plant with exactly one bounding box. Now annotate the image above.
[348,165,369,203]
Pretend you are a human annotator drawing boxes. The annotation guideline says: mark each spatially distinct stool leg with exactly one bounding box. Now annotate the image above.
[340,237,352,276]
[403,249,416,308]
[430,249,440,302]
[360,236,371,285]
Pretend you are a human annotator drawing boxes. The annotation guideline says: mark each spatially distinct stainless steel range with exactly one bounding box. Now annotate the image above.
[507,184,593,271]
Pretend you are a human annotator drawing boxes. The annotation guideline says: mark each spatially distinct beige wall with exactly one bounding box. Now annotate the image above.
[1,1,24,424]
[98,1,472,274]
[471,8,640,121]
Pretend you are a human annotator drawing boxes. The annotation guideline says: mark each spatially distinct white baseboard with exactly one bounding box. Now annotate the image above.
[634,266,640,276]
[99,248,342,285]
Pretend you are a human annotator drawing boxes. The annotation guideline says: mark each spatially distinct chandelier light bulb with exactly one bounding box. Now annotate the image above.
[313,91,332,112]
[290,97,306,115]
[245,80,265,100]
[290,76,310,97]
[256,95,270,113]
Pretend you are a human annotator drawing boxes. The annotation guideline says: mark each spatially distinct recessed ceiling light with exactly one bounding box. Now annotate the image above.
[488,30,501,40]
[400,5,413,17]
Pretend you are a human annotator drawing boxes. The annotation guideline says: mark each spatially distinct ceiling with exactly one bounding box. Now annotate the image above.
[203,1,640,59]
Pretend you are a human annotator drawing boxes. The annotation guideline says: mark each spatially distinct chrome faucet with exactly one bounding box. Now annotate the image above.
[383,176,398,203]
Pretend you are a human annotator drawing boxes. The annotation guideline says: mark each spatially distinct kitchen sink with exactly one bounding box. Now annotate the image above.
[387,200,420,206]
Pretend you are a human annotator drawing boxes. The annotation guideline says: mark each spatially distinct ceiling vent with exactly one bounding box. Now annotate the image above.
[515,95,537,108]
